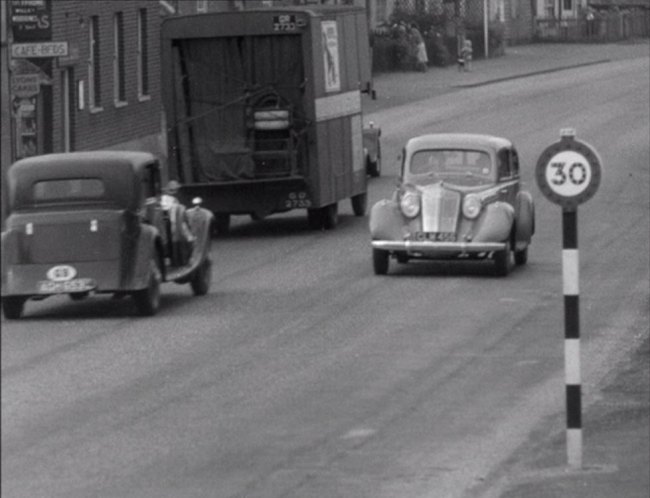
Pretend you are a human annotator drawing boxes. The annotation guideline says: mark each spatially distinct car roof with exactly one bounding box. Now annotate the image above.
[9,151,157,179]
[7,151,158,212]
[405,133,513,152]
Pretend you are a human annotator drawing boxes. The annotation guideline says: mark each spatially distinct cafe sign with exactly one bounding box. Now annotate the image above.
[11,41,68,58]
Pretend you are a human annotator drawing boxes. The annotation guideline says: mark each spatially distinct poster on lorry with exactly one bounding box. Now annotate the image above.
[321,21,340,93]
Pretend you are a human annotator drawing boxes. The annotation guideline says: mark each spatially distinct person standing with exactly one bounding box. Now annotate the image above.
[409,23,428,72]
[459,38,473,72]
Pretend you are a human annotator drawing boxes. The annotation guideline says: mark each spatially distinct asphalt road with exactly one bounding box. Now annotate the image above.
[2,56,648,498]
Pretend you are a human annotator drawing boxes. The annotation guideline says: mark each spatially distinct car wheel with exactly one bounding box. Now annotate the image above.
[373,248,390,275]
[133,259,162,316]
[322,203,338,230]
[2,297,26,319]
[395,252,409,264]
[514,246,528,266]
[190,257,212,296]
[494,240,512,277]
[351,192,368,217]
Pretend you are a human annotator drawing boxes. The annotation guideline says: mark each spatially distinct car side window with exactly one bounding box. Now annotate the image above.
[510,148,520,178]
[497,148,512,180]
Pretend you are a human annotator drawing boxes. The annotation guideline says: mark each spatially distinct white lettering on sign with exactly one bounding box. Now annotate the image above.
[11,41,68,58]
[11,74,40,97]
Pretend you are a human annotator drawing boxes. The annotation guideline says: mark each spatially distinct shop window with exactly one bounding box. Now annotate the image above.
[113,12,126,106]
[89,16,102,111]
[137,8,150,100]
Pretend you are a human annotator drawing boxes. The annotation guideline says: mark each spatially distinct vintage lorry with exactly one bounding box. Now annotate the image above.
[160,5,379,234]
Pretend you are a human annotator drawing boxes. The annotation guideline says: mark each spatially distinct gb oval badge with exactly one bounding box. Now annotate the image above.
[46,265,77,282]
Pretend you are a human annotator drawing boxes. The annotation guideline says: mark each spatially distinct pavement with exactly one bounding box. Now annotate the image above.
[363,41,650,498]
[363,41,650,115]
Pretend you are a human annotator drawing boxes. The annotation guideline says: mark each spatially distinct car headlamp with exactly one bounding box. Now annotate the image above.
[400,191,421,218]
[462,194,482,219]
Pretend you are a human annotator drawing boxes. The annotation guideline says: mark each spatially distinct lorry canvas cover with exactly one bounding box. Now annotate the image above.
[169,32,307,182]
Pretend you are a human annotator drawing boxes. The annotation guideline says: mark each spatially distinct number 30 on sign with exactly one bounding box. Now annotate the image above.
[535,129,602,209]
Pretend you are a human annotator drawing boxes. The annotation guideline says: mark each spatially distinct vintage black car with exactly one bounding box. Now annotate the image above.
[1,151,214,319]
[369,134,535,276]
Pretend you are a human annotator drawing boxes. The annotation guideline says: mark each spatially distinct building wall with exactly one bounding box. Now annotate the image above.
[174,0,271,15]
[505,0,535,43]
[535,0,588,19]
[49,0,163,157]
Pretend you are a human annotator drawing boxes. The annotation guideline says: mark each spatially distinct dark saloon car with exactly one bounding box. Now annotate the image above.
[1,151,214,318]
[369,134,535,276]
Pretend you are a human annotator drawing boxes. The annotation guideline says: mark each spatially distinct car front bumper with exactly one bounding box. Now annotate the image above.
[371,240,507,254]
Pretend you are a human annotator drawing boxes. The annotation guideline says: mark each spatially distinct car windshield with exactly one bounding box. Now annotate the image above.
[33,178,106,203]
[408,149,494,186]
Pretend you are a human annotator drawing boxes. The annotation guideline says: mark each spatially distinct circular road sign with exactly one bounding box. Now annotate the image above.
[535,130,602,209]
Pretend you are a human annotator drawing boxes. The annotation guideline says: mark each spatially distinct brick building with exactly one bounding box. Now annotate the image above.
[1,0,164,223]
[3,0,163,163]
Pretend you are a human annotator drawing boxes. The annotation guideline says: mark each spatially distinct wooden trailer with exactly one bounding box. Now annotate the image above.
[161,5,378,233]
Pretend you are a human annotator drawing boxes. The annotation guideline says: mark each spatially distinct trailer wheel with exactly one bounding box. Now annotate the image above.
[351,192,368,216]
[322,203,338,230]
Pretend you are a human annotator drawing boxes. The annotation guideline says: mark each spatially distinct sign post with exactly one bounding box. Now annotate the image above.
[535,129,602,469]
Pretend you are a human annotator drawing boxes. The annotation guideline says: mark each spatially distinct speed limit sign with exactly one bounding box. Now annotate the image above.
[535,129,602,209]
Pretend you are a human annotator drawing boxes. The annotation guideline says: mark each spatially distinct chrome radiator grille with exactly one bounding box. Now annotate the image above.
[421,187,461,233]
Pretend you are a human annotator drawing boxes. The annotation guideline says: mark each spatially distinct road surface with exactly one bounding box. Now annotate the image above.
[2,55,648,498]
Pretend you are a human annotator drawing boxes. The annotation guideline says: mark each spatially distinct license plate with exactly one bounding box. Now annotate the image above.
[37,278,96,294]
[415,232,457,242]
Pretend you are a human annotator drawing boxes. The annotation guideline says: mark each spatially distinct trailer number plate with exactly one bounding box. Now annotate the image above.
[273,15,297,32]
[285,191,312,209]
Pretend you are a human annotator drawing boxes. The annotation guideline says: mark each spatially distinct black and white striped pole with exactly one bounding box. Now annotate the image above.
[535,129,602,469]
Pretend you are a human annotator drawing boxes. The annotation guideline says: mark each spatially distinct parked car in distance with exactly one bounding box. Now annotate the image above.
[1,151,214,319]
[369,133,535,276]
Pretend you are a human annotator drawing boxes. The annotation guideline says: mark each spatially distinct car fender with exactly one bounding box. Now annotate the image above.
[369,199,404,241]
[131,224,162,290]
[165,205,214,284]
[514,191,535,249]
[473,202,515,243]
